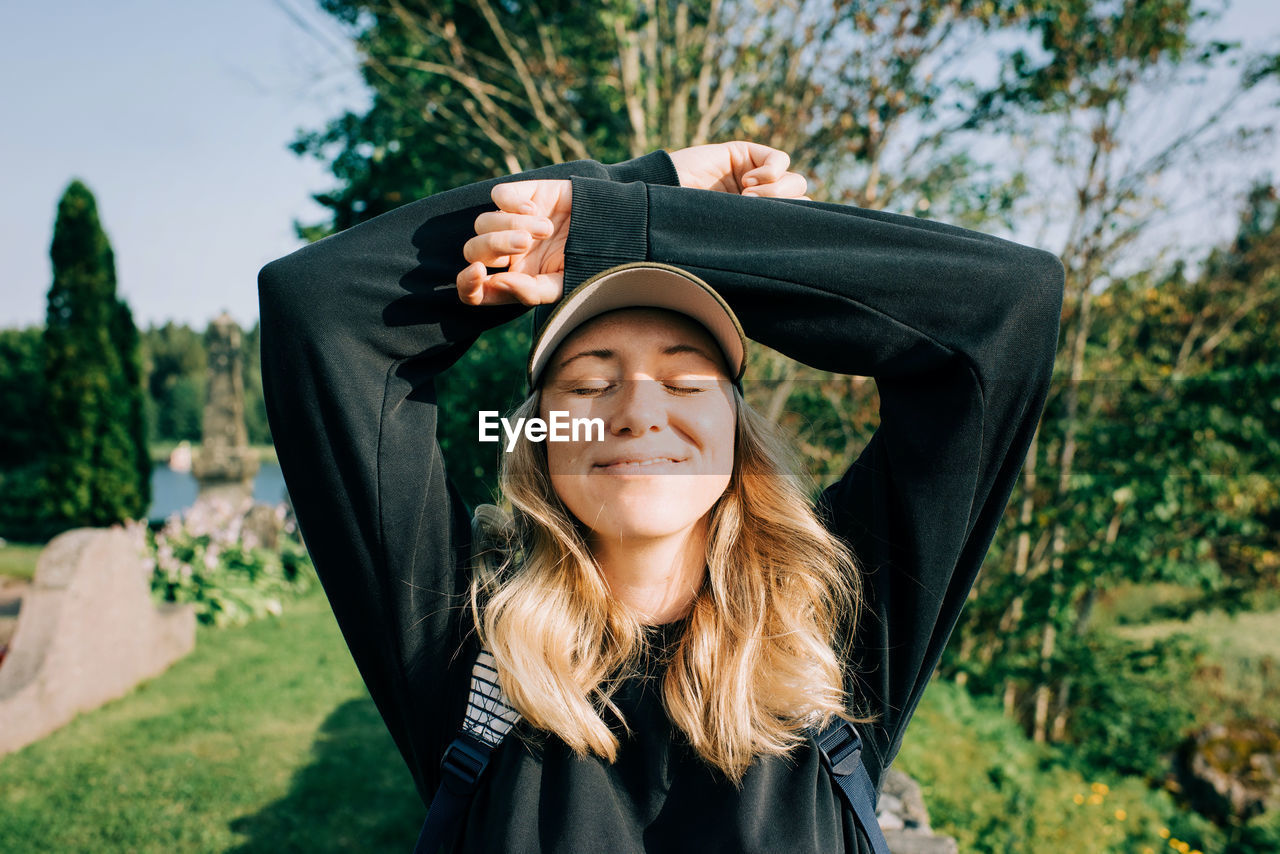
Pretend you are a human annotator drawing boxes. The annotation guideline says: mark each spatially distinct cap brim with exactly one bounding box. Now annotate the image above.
[527,262,747,390]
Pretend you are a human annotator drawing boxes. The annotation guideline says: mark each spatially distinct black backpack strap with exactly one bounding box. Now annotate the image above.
[413,731,491,854]
[413,649,522,854]
[814,719,892,854]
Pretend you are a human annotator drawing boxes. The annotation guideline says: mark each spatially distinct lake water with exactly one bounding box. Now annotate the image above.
[147,461,287,522]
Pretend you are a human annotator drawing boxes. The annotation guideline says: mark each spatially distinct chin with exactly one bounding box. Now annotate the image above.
[588,513,700,543]
[558,474,729,542]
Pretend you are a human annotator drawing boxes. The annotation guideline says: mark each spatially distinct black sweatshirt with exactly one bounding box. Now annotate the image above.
[257,150,1064,853]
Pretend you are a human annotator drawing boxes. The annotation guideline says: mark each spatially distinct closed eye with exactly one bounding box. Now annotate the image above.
[570,384,614,397]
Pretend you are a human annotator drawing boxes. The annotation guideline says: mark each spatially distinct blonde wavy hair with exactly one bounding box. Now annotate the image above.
[466,383,870,783]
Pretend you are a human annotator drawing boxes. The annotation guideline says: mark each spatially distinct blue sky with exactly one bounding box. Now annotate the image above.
[1,0,366,330]
[1,0,1276,331]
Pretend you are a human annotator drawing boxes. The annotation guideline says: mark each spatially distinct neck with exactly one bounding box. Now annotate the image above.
[590,516,709,625]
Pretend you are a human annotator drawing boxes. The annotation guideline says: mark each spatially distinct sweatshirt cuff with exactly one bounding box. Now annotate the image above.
[604,150,680,186]
[563,176,650,294]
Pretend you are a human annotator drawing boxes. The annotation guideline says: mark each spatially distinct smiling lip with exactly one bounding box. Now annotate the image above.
[593,456,687,472]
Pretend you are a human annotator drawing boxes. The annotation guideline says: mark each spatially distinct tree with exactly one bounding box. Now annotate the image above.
[930,0,1280,743]
[287,0,1091,505]
[947,179,1280,751]
[291,0,1046,233]
[0,326,50,541]
[112,297,152,513]
[0,327,46,471]
[40,179,150,535]
[141,321,207,443]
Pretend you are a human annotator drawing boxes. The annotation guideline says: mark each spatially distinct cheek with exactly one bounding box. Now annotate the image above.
[539,397,602,472]
[688,400,737,475]
[543,432,597,477]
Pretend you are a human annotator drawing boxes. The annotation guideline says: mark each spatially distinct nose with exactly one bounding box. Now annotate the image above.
[609,379,667,437]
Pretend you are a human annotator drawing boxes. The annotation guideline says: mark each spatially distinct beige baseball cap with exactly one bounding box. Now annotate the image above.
[526,261,747,391]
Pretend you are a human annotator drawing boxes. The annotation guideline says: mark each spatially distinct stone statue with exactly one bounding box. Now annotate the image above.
[192,312,259,503]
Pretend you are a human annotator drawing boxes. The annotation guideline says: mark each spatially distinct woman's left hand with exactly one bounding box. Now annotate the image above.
[669,142,812,199]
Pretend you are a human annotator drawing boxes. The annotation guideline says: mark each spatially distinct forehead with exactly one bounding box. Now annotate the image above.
[547,307,728,373]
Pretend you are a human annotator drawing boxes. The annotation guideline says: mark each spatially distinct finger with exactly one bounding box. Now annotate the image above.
[491,181,541,215]
[456,261,488,305]
[456,264,533,306]
[741,145,790,188]
[743,171,808,199]
[742,172,805,198]
[474,210,555,237]
[463,229,535,265]
[484,271,564,306]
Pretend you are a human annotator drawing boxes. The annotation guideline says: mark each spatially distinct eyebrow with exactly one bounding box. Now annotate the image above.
[555,343,722,373]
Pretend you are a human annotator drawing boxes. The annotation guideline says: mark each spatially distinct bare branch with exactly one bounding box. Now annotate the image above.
[472,0,564,162]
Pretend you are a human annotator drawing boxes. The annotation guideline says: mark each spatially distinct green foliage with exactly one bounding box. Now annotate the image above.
[294,0,638,236]
[744,345,879,493]
[1000,0,1200,111]
[1114,605,1280,738]
[0,327,51,540]
[112,298,152,515]
[0,327,46,469]
[39,180,150,537]
[295,0,1099,233]
[1060,631,1206,779]
[946,181,1280,738]
[0,541,45,582]
[144,501,315,627]
[434,319,531,509]
[139,319,270,447]
[0,462,53,543]
[141,321,207,443]
[899,679,1185,853]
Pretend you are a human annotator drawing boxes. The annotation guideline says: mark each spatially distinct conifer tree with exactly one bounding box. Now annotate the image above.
[40,179,150,534]
[110,295,152,513]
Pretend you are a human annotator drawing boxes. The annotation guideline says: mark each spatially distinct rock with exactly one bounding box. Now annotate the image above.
[879,767,935,832]
[882,830,959,854]
[876,767,958,853]
[1176,721,1280,823]
[0,524,195,757]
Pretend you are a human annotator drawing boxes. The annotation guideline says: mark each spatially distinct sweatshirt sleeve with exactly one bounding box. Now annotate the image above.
[561,176,1065,790]
[256,151,680,803]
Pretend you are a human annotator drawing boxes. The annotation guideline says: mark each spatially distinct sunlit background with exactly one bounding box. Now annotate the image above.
[1,2,1278,852]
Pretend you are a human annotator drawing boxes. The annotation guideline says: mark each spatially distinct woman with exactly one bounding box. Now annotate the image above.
[258,142,1064,852]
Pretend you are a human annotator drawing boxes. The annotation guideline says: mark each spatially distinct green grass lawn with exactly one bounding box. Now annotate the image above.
[0,541,45,582]
[0,588,424,852]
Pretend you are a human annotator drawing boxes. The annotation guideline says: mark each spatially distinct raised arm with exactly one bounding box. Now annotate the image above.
[558,176,1065,789]
[256,153,680,802]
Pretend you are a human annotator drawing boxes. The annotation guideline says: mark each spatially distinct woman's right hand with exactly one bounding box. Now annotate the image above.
[457,179,572,306]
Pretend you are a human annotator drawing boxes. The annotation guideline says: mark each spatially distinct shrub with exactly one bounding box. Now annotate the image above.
[0,462,57,543]
[140,497,314,627]
[897,679,1185,853]
[1063,630,1206,780]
